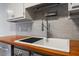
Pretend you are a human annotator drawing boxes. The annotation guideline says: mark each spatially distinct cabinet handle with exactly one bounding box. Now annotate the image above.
[0,47,9,51]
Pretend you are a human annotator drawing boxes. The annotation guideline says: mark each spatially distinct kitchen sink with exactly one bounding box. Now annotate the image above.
[15,37,70,52]
[19,37,43,43]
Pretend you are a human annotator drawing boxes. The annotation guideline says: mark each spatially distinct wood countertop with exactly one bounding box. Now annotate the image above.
[0,35,79,56]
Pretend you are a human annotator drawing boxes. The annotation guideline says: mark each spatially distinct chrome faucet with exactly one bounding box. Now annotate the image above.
[41,14,50,42]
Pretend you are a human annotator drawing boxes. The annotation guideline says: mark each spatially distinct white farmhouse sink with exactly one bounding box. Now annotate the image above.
[15,37,70,52]
[33,38,70,52]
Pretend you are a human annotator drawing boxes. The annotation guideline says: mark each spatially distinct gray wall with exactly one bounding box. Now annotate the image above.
[16,20,47,37]
[0,3,16,36]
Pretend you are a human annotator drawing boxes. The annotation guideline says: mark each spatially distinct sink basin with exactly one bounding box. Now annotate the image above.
[15,37,70,52]
[33,38,70,52]
[19,37,43,43]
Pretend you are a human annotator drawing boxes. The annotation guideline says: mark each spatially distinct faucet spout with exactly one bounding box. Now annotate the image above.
[41,17,50,42]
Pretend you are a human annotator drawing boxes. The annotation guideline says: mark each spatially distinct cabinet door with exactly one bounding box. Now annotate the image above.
[7,3,24,19]
[68,3,79,11]
[7,3,15,19]
[0,42,11,56]
[71,3,79,7]
[14,3,24,18]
